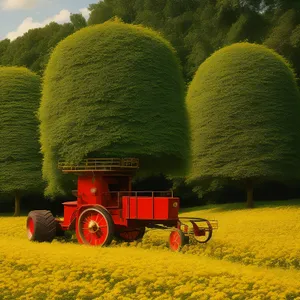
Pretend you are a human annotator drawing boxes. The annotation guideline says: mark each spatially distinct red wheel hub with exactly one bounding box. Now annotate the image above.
[78,209,110,246]
[27,217,34,239]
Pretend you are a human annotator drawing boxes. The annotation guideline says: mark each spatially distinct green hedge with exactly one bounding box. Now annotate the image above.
[186,42,300,184]
[0,66,43,194]
[40,20,189,196]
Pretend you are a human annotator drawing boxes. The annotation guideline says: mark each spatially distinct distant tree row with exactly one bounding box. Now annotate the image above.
[0,0,300,84]
[0,14,86,76]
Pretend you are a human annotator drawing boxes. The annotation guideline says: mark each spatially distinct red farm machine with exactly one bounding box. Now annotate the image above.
[26,158,218,251]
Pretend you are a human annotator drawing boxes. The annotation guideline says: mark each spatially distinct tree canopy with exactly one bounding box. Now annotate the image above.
[186,42,300,206]
[40,20,189,196]
[70,13,87,30]
[0,67,43,213]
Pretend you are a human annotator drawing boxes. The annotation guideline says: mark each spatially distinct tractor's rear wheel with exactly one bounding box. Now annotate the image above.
[115,227,145,242]
[26,210,56,242]
[169,228,186,252]
[77,206,114,246]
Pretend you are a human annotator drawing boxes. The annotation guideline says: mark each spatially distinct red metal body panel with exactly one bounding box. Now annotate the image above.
[77,175,107,206]
[59,174,180,231]
[61,201,77,229]
[121,196,179,220]
[77,175,130,206]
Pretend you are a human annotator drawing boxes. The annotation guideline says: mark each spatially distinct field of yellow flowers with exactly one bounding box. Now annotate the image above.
[1,200,300,299]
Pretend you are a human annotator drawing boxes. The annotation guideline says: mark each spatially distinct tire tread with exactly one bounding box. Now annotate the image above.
[27,210,56,242]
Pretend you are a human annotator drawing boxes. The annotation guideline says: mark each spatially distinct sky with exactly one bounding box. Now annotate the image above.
[0,0,99,41]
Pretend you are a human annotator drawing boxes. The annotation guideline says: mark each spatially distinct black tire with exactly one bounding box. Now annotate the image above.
[26,210,56,242]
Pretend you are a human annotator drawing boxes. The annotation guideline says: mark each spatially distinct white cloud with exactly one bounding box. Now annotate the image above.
[79,7,90,20]
[6,18,41,40]
[1,0,38,10]
[45,9,70,24]
[6,9,71,40]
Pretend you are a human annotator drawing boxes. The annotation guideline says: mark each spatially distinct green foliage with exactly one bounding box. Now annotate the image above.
[224,11,267,45]
[264,9,300,83]
[88,2,113,25]
[108,0,137,23]
[87,0,268,82]
[0,39,10,60]
[40,21,189,196]
[290,24,300,48]
[240,0,300,11]
[0,22,75,76]
[70,13,87,31]
[169,0,267,80]
[187,43,300,186]
[0,0,282,83]
[0,67,43,194]
[264,9,297,53]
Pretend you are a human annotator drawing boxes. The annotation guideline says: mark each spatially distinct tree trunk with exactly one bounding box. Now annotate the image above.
[246,180,254,209]
[13,191,21,217]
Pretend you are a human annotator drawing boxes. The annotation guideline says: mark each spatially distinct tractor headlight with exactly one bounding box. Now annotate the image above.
[90,187,97,195]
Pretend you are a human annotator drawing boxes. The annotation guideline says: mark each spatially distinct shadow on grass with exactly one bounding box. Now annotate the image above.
[180,199,300,213]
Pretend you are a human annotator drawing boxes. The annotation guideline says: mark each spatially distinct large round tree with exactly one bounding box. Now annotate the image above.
[0,67,43,216]
[186,42,300,208]
[40,20,189,196]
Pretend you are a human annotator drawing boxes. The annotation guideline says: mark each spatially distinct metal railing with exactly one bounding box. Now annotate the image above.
[179,217,219,230]
[100,190,175,217]
[83,190,174,209]
[58,158,139,172]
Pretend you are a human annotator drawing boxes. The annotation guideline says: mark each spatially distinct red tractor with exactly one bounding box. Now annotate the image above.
[26,158,217,251]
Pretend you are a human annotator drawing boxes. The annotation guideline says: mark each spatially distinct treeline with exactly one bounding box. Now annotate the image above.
[89,0,300,84]
[1,0,300,83]
[1,0,300,212]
